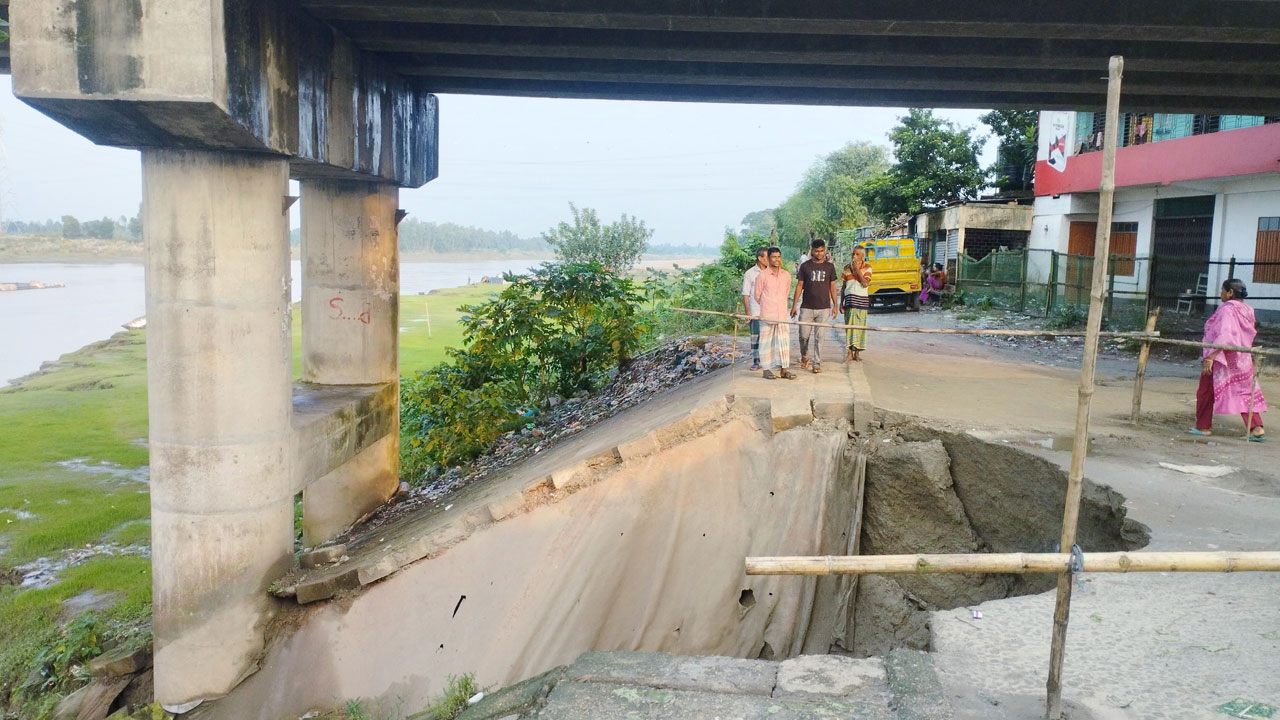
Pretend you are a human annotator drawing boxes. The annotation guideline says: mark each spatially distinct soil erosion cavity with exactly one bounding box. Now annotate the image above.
[205,404,1149,720]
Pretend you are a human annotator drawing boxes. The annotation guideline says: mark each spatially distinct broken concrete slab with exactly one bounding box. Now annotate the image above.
[486,492,525,522]
[565,651,777,697]
[773,654,888,701]
[771,396,815,432]
[294,567,360,604]
[812,398,855,422]
[614,432,660,462]
[541,678,891,720]
[88,643,153,678]
[884,649,952,720]
[549,462,588,491]
[299,544,347,569]
[453,666,564,720]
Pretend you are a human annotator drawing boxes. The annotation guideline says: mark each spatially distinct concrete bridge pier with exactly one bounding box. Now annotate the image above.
[10,0,438,707]
[299,180,402,546]
[142,150,296,706]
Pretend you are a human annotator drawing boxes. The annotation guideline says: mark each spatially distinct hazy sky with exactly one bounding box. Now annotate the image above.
[0,75,996,246]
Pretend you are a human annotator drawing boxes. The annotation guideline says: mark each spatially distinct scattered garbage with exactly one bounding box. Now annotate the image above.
[358,338,732,534]
[1158,462,1237,478]
[467,692,485,705]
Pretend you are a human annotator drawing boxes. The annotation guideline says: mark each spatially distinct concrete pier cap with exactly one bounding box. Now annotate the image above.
[10,0,438,707]
[10,0,439,188]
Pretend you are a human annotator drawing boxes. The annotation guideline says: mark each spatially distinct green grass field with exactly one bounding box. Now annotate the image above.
[0,284,500,715]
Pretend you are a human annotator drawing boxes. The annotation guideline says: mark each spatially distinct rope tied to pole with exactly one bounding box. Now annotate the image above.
[1069,544,1085,591]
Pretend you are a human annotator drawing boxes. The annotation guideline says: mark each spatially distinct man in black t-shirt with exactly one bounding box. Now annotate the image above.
[790,239,839,373]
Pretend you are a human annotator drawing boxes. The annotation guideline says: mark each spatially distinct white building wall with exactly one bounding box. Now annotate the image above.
[1032,175,1280,312]
[1213,181,1280,313]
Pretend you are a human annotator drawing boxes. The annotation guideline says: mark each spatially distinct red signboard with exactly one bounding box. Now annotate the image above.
[1034,122,1280,197]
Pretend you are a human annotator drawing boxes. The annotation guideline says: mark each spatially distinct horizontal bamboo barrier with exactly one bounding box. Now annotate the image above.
[1142,335,1280,359]
[745,551,1280,576]
[675,307,1280,358]
[672,307,1159,340]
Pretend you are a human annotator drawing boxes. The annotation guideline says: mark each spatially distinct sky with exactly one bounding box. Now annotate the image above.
[0,75,996,246]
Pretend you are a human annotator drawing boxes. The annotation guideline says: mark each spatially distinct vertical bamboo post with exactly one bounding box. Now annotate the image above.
[1130,309,1161,424]
[1145,255,1158,317]
[1106,255,1117,319]
[1046,55,1124,720]
[732,318,739,382]
[1020,249,1030,312]
[1046,252,1059,316]
[1246,355,1262,442]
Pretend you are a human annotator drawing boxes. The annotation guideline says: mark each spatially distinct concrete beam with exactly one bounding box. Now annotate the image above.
[143,149,294,707]
[9,0,438,187]
[292,382,398,494]
[390,55,1280,99]
[350,23,1280,75]
[301,0,1280,43]
[385,77,1280,115]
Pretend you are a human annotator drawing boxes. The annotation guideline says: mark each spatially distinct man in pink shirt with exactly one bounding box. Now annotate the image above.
[753,247,796,379]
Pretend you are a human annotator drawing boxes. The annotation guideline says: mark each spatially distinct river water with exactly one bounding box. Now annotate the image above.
[0,259,547,384]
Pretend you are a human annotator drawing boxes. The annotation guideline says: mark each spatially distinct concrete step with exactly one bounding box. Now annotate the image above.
[448,649,952,720]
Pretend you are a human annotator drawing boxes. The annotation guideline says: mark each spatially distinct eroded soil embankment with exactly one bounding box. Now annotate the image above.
[845,422,1151,656]
[204,409,1148,720]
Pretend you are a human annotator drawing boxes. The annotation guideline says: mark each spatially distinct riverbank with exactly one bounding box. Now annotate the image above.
[1,236,712,267]
[0,283,503,718]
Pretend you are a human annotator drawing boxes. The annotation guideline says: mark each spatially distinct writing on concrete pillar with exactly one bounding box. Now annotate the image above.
[329,296,373,324]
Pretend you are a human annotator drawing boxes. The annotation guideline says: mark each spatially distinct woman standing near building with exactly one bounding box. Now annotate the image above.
[841,245,872,362]
[1190,278,1267,440]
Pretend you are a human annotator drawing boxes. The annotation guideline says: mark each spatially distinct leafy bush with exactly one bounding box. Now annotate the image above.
[401,263,649,474]
[1047,303,1090,330]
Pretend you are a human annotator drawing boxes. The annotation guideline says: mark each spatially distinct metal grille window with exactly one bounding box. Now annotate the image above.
[1255,217,1280,284]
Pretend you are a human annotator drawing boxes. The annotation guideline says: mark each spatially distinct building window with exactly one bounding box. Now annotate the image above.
[1257,217,1280,284]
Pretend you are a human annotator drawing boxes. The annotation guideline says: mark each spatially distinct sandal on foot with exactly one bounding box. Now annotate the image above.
[1187,428,1212,436]
[1249,433,1267,442]
[762,370,777,380]
[780,369,797,380]
[812,364,822,374]
[749,363,761,371]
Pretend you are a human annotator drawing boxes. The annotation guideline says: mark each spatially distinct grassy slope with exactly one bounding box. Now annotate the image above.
[0,284,500,711]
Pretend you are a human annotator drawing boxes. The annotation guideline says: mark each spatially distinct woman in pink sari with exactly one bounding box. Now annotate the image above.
[1190,279,1266,440]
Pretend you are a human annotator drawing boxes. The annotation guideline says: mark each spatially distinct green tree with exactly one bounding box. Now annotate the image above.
[60,215,82,239]
[542,203,653,271]
[858,109,987,224]
[772,142,888,254]
[739,209,777,238]
[981,109,1037,194]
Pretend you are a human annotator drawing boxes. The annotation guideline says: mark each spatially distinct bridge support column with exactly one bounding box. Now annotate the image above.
[299,180,401,546]
[143,150,294,707]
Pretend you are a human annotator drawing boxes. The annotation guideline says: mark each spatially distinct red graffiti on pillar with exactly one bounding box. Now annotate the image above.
[328,296,372,324]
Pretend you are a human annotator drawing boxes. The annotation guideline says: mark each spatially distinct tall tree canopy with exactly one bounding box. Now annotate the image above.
[858,109,987,224]
[542,203,653,271]
[981,109,1037,194]
[770,141,889,254]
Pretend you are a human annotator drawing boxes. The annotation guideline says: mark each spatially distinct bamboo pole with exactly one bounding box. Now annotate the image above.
[1046,55,1124,720]
[732,317,739,382]
[1144,336,1280,359]
[745,551,1280,576]
[1129,309,1161,424]
[671,307,1158,340]
[1246,356,1263,442]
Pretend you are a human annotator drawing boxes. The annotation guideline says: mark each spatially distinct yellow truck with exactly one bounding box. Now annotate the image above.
[834,233,923,311]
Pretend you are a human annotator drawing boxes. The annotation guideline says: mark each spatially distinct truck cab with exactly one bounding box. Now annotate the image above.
[835,234,922,311]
